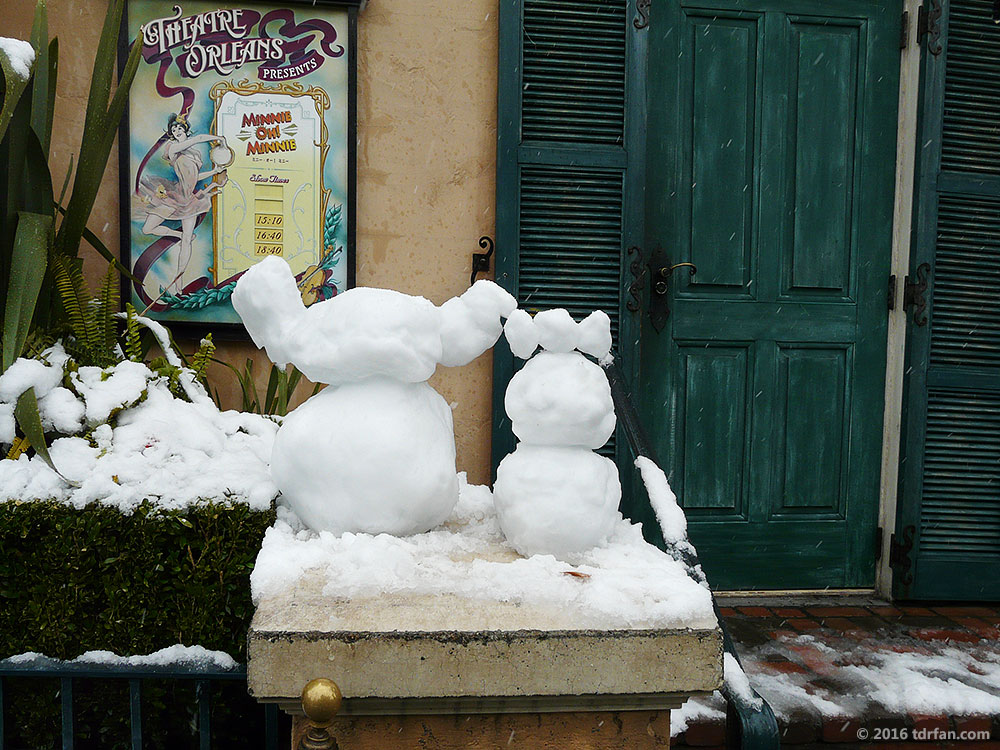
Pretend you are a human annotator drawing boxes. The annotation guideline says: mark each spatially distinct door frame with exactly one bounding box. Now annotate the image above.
[875,0,923,598]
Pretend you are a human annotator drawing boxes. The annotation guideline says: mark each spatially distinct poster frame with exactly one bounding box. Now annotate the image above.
[117,0,359,339]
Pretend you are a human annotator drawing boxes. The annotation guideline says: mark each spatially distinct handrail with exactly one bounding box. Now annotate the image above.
[603,356,780,750]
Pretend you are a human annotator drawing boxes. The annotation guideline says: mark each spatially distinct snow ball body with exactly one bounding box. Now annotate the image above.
[271,377,459,536]
[493,445,621,558]
[505,351,616,449]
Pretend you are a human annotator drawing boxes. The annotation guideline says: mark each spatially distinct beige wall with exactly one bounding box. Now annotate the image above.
[2,0,499,484]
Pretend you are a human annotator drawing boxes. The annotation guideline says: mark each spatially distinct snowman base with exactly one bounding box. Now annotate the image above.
[271,377,460,536]
[493,444,621,558]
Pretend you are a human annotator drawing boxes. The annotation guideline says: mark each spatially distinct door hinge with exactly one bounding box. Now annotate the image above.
[900,10,910,49]
[888,526,916,585]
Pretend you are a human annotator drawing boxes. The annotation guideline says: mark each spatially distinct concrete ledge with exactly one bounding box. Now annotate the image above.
[248,585,723,710]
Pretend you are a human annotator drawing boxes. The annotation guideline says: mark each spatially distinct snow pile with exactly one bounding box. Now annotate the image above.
[232,257,516,536]
[0,347,278,512]
[3,645,237,670]
[0,38,35,80]
[251,475,717,631]
[271,378,458,535]
[635,456,687,544]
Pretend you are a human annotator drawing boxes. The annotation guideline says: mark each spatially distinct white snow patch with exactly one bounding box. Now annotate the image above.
[671,694,726,737]
[533,308,578,353]
[503,309,539,359]
[2,645,237,670]
[251,476,718,631]
[0,371,279,512]
[635,456,687,544]
[0,38,35,79]
[71,361,150,426]
[0,356,63,402]
[0,401,14,445]
[724,652,763,709]
[38,387,86,433]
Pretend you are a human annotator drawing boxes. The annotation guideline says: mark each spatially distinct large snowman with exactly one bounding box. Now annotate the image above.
[232,256,516,536]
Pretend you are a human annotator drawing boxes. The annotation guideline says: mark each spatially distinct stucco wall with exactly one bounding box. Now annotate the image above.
[2,0,499,484]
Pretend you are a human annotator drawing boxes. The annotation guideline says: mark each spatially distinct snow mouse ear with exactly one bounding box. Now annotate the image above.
[438,281,518,368]
[577,310,612,361]
[503,309,538,360]
[232,256,304,367]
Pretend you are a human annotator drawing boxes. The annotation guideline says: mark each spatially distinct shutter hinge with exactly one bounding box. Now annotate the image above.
[900,10,910,49]
[888,526,916,586]
[917,1,944,55]
[902,263,931,326]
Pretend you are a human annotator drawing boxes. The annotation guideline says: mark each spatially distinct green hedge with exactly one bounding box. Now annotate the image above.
[0,500,275,661]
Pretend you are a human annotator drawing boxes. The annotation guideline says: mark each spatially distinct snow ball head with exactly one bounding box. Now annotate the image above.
[493,445,621,558]
[533,308,578,353]
[505,351,616,449]
[270,377,459,536]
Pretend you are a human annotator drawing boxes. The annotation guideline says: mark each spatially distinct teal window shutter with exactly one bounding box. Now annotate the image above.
[898,0,1000,599]
[493,0,644,475]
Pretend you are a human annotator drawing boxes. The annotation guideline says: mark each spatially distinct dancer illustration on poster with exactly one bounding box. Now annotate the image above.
[137,113,231,294]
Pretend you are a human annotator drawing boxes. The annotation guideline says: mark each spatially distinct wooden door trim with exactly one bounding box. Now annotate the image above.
[875,0,924,598]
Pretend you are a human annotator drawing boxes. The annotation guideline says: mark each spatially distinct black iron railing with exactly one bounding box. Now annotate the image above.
[604,356,781,750]
[0,656,280,750]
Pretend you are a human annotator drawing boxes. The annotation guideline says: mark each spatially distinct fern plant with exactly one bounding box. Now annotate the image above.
[51,256,119,367]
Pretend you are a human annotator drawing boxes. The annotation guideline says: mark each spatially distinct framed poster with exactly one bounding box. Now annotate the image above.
[119,0,358,331]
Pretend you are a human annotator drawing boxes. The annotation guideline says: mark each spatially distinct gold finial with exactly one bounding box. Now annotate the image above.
[298,678,343,749]
[301,678,342,724]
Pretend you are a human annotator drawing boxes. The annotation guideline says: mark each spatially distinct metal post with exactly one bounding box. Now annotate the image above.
[196,680,211,750]
[129,679,143,750]
[60,677,74,750]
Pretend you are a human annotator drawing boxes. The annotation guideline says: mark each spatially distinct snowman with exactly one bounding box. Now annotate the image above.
[494,307,622,558]
[232,256,516,536]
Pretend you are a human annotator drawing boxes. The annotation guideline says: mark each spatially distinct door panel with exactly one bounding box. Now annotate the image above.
[643,0,899,589]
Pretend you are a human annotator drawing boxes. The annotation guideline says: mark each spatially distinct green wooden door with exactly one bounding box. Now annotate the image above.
[641,0,901,589]
[896,0,1000,601]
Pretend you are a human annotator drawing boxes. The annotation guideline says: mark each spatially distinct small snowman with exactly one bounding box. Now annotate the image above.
[232,256,516,536]
[494,308,621,558]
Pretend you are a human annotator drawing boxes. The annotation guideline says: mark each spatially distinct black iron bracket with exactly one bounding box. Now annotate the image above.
[889,525,916,586]
[626,245,647,313]
[633,0,650,29]
[903,262,931,326]
[469,236,495,286]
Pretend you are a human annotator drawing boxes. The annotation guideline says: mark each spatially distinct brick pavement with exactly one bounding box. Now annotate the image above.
[673,601,1000,749]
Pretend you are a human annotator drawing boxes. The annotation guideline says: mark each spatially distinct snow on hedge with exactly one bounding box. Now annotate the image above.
[0,346,278,511]
[251,474,718,631]
[3,645,238,670]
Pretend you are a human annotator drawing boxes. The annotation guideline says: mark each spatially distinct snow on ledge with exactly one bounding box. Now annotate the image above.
[251,474,718,632]
[2,645,238,671]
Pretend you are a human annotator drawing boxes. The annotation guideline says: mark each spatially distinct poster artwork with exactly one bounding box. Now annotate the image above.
[124,1,351,325]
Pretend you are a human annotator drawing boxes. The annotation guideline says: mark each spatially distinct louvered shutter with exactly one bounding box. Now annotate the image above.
[898,0,1000,599]
[492,0,644,471]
